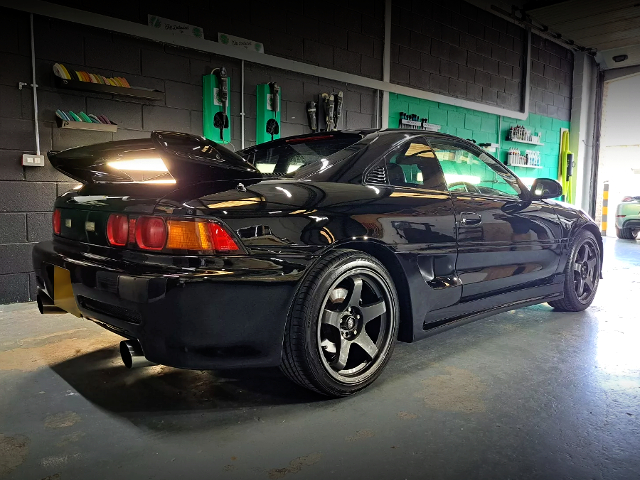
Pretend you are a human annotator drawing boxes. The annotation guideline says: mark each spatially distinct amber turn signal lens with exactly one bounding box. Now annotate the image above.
[166,219,239,253]
[166,219,213,251]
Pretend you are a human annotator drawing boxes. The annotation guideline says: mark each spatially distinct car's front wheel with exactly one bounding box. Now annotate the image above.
[549,230,601,312]
[281,249,399,397]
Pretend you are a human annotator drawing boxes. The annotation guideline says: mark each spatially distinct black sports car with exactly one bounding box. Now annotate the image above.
[33,130,602,396]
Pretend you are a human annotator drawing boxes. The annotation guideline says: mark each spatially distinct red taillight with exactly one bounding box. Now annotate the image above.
[128,218,137,244]
[135,216,167,250]
[52,209,61,235]
[107,214,129,246]
[209,223,239,252]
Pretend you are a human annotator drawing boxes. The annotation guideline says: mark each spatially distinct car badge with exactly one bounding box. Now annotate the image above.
[85,221,95,232]
[65,219,72,228]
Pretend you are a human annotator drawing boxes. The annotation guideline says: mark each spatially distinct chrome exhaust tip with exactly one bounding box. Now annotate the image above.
[119,340,155,369]
[37,290,66,314]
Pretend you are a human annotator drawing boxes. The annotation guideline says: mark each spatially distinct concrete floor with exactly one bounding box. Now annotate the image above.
[1,237,638,480]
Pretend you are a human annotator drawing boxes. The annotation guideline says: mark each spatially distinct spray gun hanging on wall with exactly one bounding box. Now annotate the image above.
[308,91,343,132]
[203,67,231,144]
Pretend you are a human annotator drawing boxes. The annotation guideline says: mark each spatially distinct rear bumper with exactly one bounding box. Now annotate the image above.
[33,240,313,369]
[620,218,640,230]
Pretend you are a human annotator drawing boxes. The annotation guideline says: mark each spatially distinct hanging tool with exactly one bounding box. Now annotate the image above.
[566,153,574,181]
[269,82,280,115]
[266,82,280,141]
[333,91,343,131]
[322,93,334,131]
[212,67,229,140]
[307,101,317,132]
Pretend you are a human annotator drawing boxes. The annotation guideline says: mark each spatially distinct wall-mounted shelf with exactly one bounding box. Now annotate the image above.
[507,137,544,146]
[56,117,117,132]
[55,76,165,101]
[399,118,441,132]
[506,162,542,169]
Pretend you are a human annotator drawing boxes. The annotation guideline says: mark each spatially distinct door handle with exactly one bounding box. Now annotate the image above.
[460,212,482,226]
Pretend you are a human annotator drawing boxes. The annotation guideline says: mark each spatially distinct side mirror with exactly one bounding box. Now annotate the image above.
[530,178,563,200]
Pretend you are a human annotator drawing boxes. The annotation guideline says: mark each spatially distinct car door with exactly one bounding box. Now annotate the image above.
[429,139,563,300]
[362,137,461,319]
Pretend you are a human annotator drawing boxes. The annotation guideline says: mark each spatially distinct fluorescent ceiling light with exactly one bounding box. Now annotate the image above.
[107,158,168,172]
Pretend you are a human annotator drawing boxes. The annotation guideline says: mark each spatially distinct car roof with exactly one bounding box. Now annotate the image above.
[238,129,377,153]
[375,128,484,146]
[239,128,485,154]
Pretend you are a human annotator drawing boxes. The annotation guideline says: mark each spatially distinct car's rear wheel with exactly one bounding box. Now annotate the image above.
[549,230,601,312]
[281,249,398,397]
[616,226,638,240]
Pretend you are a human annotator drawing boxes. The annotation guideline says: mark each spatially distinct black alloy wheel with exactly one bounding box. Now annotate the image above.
[572,240,599,303]
[318,271,393,381]
[281,250,399,396]
[549,230,601,312]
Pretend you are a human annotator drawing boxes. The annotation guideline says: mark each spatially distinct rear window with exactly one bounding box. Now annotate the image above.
[240,134,362,176]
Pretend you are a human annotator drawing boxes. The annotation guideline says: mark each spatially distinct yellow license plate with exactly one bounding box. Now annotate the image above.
[53,266,82,317]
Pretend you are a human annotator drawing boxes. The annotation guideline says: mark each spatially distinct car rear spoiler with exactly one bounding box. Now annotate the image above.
[48,131,261,184]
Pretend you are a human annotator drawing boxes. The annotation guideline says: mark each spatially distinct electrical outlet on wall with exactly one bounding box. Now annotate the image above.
[22,154,45,167]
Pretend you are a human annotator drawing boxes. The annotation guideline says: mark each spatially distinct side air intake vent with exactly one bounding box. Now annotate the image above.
[366,165,387,184]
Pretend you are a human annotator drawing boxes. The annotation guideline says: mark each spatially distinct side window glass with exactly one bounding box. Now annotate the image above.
[430,142,522,197]
[385,140,447,191]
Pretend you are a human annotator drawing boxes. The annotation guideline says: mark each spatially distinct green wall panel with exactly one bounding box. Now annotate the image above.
[389,93,570,184]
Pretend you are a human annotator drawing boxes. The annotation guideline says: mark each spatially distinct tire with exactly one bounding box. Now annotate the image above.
[548,230,601,312]
[281,249,399,397]
[616,226,637,240]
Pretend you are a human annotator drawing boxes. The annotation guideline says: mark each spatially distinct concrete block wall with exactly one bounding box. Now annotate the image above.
[0,7,379,303]
[530,34,574,121]
[391,0,525,112]
[390,1,573,122]
[46,0,385,80]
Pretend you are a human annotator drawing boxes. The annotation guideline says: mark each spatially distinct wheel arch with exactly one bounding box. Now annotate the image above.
[328,240,415,343]
[578,222,604,264]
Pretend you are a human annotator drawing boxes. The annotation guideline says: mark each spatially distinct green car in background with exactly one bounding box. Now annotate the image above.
[616,196,640,239]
